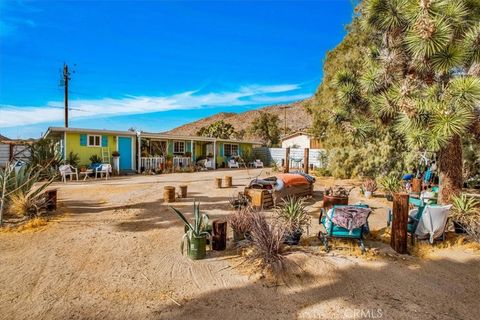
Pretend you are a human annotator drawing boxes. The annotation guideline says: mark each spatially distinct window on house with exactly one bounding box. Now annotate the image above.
[224,144,239,157]
[173,141,185,154]
[88,135,101,147]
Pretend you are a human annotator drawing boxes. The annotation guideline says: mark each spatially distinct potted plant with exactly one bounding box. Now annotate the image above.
[170,202,211,260]
[229,206,254,241]
[323,186,353,211]
[378,175,401,201]
[112,151,120,174]
[185,151,192,158]
[362,179,377,199]
[276,197,310,245]
[451,193,480,234]
[89,154,103,169]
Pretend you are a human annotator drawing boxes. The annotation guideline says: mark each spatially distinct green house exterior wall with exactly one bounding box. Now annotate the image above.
[65,132,116,166]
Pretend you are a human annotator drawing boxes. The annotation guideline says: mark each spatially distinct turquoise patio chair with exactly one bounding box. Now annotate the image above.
[387,202,450,245]
[318,204,371,253]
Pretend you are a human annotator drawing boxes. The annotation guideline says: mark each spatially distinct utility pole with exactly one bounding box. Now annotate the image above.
[281,105,291,135]
[63,63,70,128]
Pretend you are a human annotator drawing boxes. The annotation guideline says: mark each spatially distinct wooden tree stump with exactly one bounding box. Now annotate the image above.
[412,178,422,193]
[163,186,175,203]
[391,192,409,254]
[224,176,232,188]
[45,189,57,211]
[214,178,222,189]
[303,148,310,174]
[212,220,227,251]
[179,185,188,198]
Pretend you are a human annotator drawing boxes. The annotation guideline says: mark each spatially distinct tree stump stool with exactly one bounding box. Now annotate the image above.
[391,193,409,254]
[45,189,57,211]
[224,176,232,188]
[179,185,188,198]
[212,220,227,251]
[163,186,176,203]
[214,178,222,189]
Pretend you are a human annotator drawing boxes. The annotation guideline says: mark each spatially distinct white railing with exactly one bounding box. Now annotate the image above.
[173,156,191,168]
[141,156,165,171]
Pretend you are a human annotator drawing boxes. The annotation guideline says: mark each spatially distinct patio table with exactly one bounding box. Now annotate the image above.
[80,169,94,181]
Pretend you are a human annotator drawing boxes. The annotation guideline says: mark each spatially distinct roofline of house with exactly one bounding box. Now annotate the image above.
[280,131,312,141]
[44,127,262,145]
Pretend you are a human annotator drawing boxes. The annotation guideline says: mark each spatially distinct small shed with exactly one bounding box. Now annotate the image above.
[281,132,322,149]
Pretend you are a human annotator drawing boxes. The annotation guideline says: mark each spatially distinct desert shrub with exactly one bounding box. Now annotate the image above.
[362,179,377,193]
[66,152,80,167]
[275,197,310,234]
[229,206,254,235]
[28,139,62,179]
[451,194,480,243]
[248,211,286,271]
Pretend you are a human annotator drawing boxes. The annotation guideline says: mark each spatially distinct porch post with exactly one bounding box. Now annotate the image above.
[213,140,216,170]
[191,140,194,164]
[137,132,141,173]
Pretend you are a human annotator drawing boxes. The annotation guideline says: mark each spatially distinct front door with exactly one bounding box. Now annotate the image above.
[118,137,132,170]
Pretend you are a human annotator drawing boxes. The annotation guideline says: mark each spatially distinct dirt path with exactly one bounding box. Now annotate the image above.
[0,169,479,319]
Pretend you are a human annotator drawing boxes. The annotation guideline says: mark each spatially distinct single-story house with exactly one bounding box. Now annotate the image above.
[281,131,322,149]
[44,127,260,172]
[44,127,138,172]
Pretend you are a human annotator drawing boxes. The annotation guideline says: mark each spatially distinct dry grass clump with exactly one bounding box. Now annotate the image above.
[0,217,48,233]
[8,192,47,218]
[246,211,286,274]
[411,234,480,258]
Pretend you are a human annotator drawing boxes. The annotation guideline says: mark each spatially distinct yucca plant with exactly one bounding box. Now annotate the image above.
[275,197,310,245]
[330,0,480,204]
[170,202,210,260]
[378,175,402,201]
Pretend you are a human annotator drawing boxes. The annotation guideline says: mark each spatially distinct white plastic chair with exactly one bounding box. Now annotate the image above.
[95,164,112,180]
[253,159,264,168]
[59,164,79,183]
[228,159,239,168]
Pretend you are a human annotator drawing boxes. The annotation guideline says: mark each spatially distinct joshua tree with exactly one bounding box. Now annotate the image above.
[334,0,480,203]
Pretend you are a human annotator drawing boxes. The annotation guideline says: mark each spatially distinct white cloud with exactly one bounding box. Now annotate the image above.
[0,84,308,128]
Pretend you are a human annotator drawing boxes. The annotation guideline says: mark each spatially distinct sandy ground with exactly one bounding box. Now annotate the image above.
[0,169,479,320]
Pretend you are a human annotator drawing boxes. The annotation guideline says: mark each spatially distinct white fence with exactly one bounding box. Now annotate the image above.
[253,147,327,169]
[0,143,31,168]
[140,156,165,171]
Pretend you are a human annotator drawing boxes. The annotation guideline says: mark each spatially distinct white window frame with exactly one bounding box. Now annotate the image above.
[224,143,239,157]
[173,141,185,154]
[87,135,102,147]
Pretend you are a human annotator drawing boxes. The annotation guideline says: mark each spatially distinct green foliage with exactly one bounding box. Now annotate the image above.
[275,197,310,233]
[378,174,402,194]
[89,154,102,164]
[197,120,237,139]
[1,163,53,222]
[66,152,80,167]
[249,112,281,147]
[169,202,210,254]
[28,139,62,179]
[311,0,480,184]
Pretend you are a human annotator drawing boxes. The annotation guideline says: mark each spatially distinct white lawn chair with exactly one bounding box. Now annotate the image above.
[253,159,264,168]
[95,164,112,180]
[59,164,78,183]
[414,205,452,244]
[228,159,239,168]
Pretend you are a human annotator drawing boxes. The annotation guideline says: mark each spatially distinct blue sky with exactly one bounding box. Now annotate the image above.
[0,0,354,139]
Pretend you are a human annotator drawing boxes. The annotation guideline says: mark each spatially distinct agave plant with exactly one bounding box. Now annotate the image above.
[451,193,480,242]
[170,202,211,259]
[0,162,53,224]
[378,175,402,200]
[275,197,310,234]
